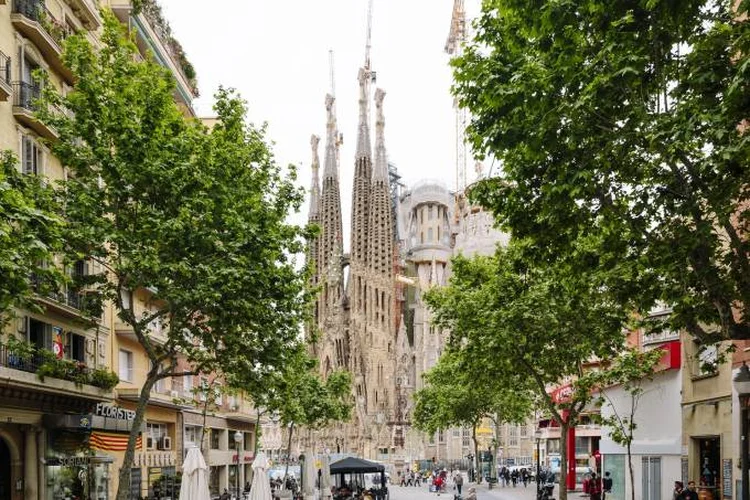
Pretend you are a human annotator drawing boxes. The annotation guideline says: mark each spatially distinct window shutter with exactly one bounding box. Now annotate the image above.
[23,137,34,175]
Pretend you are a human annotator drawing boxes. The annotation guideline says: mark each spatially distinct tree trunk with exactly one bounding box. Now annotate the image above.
[284,422,295,480]
[559,421,569,500]
[115,372,158,500]
[254,411,262,455]
[627,441,635,500]
[472,423,480,484]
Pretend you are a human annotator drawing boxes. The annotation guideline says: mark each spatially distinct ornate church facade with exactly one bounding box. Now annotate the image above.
[305,59,403,459]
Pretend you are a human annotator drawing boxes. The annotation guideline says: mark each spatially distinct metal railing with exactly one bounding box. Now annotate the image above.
[0,345,43,374]
[13,0,73,45]
[12,81,41,111]
[0,51,10,85]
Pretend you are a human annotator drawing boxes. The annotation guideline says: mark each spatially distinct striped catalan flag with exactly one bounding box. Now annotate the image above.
[89,431,142,452]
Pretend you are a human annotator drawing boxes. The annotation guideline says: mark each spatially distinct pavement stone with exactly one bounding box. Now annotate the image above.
[389,481,550,500]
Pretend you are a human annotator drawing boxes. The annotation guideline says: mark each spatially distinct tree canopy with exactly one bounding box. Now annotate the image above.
[38,11,313,500]
[424,243,627,499]
[455,0,750,342]
[0,152,66,325]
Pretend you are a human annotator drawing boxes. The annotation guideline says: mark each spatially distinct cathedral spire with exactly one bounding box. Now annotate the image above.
[323,94,339,180]
[309,134,321,221]
[356,68,372,160]
[373,88,388,183]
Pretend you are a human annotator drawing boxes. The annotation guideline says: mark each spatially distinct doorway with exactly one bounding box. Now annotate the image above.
[0,438,11,500]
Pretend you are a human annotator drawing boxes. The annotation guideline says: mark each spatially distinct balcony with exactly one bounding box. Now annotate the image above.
[12,81,59,140]
[110,1,197,113]
[11,0,75,83]
[64,0,101,30]
[0,51,11,101]
[0,344,117,399]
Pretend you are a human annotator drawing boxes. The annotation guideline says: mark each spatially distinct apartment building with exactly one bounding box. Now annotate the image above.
[0,1,258,499]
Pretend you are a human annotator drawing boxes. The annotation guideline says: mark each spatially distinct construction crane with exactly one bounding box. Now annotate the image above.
[445,0,468,193]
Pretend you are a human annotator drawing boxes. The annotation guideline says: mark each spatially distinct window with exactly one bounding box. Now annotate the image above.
[438,430,445,443]
[509,426,519,447]
[462,428,471,448]
[21,136,42,175]
[427,228,434,242]
[146,422,167,440]
[28,319,53,351]
[185,425,201,447]
[183,372,193,395]
[428,205,434,220]
[150,360,165,393]
[641,457,662,500]
[119,349,133,382]
[696,342,718,376]
[214,385,223,406]
[67,332,86,362]
[520,425,528,438]
[210,428,222,450]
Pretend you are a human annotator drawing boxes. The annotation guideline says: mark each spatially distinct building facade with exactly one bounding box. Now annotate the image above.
[0,2,262,500]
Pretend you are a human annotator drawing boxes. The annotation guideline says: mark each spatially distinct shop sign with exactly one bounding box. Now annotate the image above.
[95,403,135,421]
[46,456,92,467]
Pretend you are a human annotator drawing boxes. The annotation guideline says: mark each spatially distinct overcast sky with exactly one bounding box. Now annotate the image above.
[160,0,479,236]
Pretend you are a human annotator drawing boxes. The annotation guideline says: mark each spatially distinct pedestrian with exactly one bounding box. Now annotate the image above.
[673,481,685,500]
[589,472,602,500]
[521,468,529,487]
[603,471,613,500]
[220,488,231,500]
[454,471,464,496]
[679,481,699,500]
[464,486,477,500]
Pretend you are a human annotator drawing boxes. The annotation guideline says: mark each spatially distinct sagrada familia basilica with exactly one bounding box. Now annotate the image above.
[304,56,506,466]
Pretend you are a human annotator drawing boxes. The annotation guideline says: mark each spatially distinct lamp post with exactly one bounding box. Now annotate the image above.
[534,428,542,499]
[734,363,750,500]
[234,430,243,500]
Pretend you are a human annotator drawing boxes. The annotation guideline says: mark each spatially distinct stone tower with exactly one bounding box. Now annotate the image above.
[306,135,321,341]
[317,94,345,375]
[306,78,398,458]
[362,88,396,456]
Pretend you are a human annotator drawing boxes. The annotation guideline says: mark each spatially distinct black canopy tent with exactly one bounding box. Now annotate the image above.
[329,457,387,498]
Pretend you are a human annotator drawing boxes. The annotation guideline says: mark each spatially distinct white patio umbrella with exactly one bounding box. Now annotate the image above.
[249,451,273,500]
[320,454,332,500]
[179,447,211,500]
[303,449,317,500]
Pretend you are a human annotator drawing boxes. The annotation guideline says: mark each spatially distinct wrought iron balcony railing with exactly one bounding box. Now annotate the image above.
[12,81,41,111]
[13,0,73,45]
[0,51,10,86]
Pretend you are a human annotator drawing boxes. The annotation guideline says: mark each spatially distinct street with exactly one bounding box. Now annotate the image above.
[389,483,545,500]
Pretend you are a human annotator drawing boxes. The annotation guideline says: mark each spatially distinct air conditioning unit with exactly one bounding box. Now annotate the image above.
[161,436,172,450]
[170,390,180,399]
[146,436,155,450]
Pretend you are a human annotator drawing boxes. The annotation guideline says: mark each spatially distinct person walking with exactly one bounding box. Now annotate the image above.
[679,481,699,500]
[464,486,477,500]
[602,471,613,500]
[454,471,464,496]
[589,472,602,500]
[673,481,685,500]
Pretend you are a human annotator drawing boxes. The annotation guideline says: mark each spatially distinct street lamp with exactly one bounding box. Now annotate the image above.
[534,428,542,498]
[234,430,243,500]
[734,363,750,500]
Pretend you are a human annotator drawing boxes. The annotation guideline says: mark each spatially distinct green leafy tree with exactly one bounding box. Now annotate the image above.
[413,348,532,483]
[273,355,352,479]
[38,11,311,500]
[0,151,66,326]
[594,348,664,500]
[424,243,627,500]
[454,0,750,343]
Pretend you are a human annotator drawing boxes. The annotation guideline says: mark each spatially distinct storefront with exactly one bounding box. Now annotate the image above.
[183,411,255,497]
